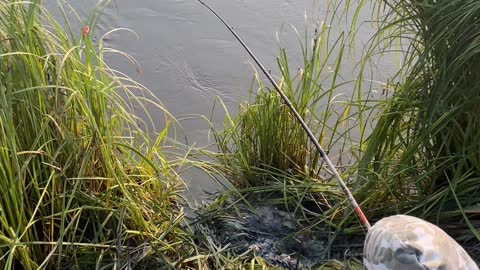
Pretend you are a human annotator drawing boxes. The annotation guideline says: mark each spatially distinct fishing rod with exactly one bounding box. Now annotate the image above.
[196,0,371,231]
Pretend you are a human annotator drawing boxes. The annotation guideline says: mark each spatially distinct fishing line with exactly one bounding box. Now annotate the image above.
[196,0,371,231]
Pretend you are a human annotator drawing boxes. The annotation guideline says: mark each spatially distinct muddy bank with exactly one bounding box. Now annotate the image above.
[194,197,364,269]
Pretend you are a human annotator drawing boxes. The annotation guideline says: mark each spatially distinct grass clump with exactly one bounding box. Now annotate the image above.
[356,0,480,245]
[200,17,377,267]
[214,22,367,190]
[209,11,379,226]
[200,0,480,266]
[0,1,190,268]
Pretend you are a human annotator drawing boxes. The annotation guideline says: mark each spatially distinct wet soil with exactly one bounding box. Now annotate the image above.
[195,200,364,269]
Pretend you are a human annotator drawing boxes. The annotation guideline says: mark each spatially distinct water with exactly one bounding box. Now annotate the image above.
[51,0,396,202]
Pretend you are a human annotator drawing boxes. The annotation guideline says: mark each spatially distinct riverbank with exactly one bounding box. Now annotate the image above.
[1,0,479,269]
[194,0,480,267]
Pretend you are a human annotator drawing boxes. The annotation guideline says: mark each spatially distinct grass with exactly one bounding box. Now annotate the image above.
[0,1,195,268]
[210,3,378,224]
[196,5,380,267]
[197,0,480,267]
[3,0,480,269]
[214,23,361,183]
[356,0,480,244]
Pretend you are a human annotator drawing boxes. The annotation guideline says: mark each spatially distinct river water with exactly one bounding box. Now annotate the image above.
[50,0,396,202]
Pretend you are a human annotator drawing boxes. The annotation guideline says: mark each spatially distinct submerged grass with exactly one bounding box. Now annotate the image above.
[0,1,194,268]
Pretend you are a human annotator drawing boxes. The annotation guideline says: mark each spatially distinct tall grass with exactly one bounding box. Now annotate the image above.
[209,6,381,225]
[214,21,370,186]
[0,1,191,268]
[200,0,480,266]
[356,0,480,247]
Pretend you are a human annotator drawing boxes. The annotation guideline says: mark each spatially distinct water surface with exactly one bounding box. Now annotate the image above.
[53,0,396,201]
